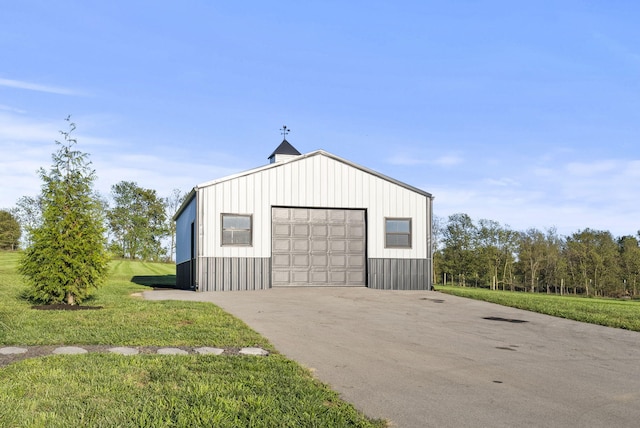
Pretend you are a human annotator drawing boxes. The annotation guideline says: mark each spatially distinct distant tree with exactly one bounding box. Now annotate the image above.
[164,188,188,262]
[517,228,548,292]
[618,235,640,297]
[565,229,619,297]
[19,117,109,305]
[476,219,518,290]
[0,210,21,250]
[107,181,168,261]
[476,219,502,288]
[432,215,444,284]
[10,195,43,246]
[441,213,478,286]
[538,228,566,294]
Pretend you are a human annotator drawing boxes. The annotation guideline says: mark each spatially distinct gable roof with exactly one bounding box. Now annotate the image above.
[174,149,432,220]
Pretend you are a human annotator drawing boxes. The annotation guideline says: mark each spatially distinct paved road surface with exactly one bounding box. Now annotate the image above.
[144,288,640,428]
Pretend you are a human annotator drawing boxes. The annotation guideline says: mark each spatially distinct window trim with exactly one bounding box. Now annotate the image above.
[384,217,412,249]
[221,213,253,247]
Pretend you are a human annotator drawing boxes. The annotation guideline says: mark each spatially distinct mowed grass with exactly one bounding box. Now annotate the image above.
[0,253,269,347]
[0,355,377,428]
[437,285,640,331]
[0,252,385,427]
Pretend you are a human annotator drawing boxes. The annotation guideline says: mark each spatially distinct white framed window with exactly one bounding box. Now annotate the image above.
[385,218,412,248]
[221,214,252,246]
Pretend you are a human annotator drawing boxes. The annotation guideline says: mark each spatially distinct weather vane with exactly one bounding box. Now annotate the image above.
[280,125,290,139]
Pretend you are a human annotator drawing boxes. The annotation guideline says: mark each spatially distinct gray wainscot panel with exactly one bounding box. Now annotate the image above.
[368,258,431,290]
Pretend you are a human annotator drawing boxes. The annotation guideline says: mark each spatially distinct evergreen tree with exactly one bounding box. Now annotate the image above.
[19,116,109,305]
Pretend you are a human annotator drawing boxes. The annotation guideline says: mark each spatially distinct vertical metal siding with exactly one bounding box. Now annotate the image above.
[368,258,431,290]
[198,257,270,291]
[176,260,193,289]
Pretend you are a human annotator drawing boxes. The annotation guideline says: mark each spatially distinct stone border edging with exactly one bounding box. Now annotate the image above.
[0,345,270,367]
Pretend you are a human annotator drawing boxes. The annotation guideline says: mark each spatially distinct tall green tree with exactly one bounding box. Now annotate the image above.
[107,181,168,261]
[19,117,109,305]
[538,228,566,294]
[476,219,501,288]
[565,229,619,297]
[441,213,478,286]
[518,228,548,292]
[476,219,518,290]
[618,235,640,297]
[432,215,445,284]
[0,210,21,250]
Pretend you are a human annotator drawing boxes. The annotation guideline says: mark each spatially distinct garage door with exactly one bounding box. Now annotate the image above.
[272,207,366,286]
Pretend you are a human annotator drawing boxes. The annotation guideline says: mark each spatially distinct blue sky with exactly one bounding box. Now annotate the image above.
[1,1,639,237]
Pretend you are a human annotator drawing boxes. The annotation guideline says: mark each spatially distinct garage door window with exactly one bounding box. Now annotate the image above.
[221,214,252,246]
[385,218,411,248]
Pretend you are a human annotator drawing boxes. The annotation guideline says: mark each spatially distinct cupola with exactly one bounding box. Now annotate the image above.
[268,126,301,163]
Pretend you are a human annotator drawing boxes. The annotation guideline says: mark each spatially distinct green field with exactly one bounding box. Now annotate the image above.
[0,252,385,427]
[437,285,640,331]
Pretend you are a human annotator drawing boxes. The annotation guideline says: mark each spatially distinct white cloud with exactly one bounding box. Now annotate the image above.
[0,114,60,142]
[566,160,617,176]
[483,177,520,187]
[0,77,84,96]
[428,155,640,237]
[387,152,463,167]
[0,104,27,114]
[434,154,463,167]
[532,167,554,178]
[0,111,254,211]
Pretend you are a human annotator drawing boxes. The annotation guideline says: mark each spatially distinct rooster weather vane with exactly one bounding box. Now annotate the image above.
[280,125,290,140]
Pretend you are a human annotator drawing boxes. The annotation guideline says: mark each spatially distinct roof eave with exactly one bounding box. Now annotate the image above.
[172,188,197,221]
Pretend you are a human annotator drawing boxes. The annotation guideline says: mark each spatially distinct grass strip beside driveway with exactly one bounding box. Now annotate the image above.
[437,285,640,331]
[0,354,382,427]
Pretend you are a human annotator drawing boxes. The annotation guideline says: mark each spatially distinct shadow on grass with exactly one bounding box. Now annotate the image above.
[18,287,100,306]
[131,275,177,289]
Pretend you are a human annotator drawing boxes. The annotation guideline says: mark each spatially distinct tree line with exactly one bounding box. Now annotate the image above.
[434,213,640,298]
[5,183,186,262]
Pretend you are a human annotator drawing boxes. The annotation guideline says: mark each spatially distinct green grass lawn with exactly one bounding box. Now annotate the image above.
[0,252,385,427]
[437,285,640,331]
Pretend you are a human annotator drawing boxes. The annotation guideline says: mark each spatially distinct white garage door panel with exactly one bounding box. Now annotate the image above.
[272,207,366,286]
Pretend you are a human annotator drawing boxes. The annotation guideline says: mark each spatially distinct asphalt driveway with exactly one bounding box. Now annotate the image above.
[144,287,640,428]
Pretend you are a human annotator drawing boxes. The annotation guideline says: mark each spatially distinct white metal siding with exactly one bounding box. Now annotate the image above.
[197,152,430,260]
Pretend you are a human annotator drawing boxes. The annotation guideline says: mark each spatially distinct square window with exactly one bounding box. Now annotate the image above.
[221,214,252,246]
[385,218,411,248]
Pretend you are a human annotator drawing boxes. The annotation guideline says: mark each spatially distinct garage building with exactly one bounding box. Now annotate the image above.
[174,139,433,291]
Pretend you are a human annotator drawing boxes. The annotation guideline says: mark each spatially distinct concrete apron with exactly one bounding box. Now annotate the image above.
[144,287,640,428]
